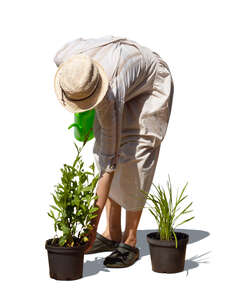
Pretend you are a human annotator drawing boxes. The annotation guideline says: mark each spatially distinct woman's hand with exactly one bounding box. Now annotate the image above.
[84,224,98,253]
[84,207,100,253]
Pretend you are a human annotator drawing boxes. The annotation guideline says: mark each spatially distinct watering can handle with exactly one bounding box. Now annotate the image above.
[68,123,82,130]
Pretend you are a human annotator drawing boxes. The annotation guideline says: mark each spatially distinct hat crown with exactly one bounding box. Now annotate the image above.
[59,55,100,100]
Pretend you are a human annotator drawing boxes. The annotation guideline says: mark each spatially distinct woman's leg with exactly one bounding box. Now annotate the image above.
[122,209,143,247]
[102,197,122,242]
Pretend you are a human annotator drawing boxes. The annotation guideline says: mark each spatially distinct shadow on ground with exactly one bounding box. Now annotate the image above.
[83,256,110,278]
[83,228,210,277]
[184,251,211,276]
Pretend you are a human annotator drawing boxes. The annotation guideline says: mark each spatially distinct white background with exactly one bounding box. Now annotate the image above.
[0,0,235,298]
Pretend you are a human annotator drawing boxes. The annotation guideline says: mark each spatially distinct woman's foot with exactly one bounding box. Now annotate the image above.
[121,237,137,247]
[85,232,120,254]
[103,243,139,268]
[102,230,122,244]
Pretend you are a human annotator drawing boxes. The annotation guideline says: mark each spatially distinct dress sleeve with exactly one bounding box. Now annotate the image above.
[94,88,117,174]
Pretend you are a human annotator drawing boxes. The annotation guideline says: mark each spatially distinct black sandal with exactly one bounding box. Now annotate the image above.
[103,243,140,268]
[85,233,119,254]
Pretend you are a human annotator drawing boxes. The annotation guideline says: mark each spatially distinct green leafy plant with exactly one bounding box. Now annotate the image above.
[143,175,194,248]
[47,142,99,247]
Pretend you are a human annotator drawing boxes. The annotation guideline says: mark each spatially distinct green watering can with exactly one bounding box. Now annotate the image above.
[68,109,95,142]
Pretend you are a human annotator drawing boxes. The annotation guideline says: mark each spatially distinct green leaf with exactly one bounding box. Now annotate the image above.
[61,224,70,235]
[89,163,95,172]
[50,205,61,213]
[82,185,93,193]
[175,216,195,228]
[171,230,178,248]
[173,202,193,224]
[90,214,98,220]
[90,207,99,213]
[148,208,159,223]
[51,193,61,207]
[84,171,94,176]
[47,212,53,219]
[59,236,67,246]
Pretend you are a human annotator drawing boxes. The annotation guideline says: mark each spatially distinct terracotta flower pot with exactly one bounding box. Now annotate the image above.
[146,231,189,273]
[45,237,88,280]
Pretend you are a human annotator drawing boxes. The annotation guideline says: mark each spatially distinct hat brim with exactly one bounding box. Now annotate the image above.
[54,56,109,113]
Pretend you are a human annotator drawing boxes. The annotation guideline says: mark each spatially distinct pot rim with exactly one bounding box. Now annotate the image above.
[45,238,88,253]
[146,231,189,248]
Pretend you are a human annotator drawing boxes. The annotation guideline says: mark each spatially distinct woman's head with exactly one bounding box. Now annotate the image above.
[54,54,108,113]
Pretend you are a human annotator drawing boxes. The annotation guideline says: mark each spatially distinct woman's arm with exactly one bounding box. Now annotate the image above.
[85,171,114,252]
[94,90,117,171]
[85,93,117,252]
[95,171,114,221]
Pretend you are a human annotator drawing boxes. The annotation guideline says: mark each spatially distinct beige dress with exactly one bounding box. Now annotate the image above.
[54,35,174,211]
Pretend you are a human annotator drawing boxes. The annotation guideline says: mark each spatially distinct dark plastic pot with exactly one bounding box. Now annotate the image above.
[146,231,189,273]
[45,238,88,280]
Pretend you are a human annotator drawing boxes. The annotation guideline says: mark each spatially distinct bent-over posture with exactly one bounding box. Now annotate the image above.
[54,35,174,268]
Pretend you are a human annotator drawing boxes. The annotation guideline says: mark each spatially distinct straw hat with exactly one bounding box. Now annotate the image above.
[54,54,109,113]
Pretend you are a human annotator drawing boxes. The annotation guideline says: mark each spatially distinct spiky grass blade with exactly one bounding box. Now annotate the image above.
[175,216,195,228]
[145,177,194,243]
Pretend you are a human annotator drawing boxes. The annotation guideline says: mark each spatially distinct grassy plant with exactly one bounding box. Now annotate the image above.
[143,175,194,248]
[47,141,99,247]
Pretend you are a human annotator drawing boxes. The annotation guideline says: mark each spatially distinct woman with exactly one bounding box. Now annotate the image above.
[54,35,174,268]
